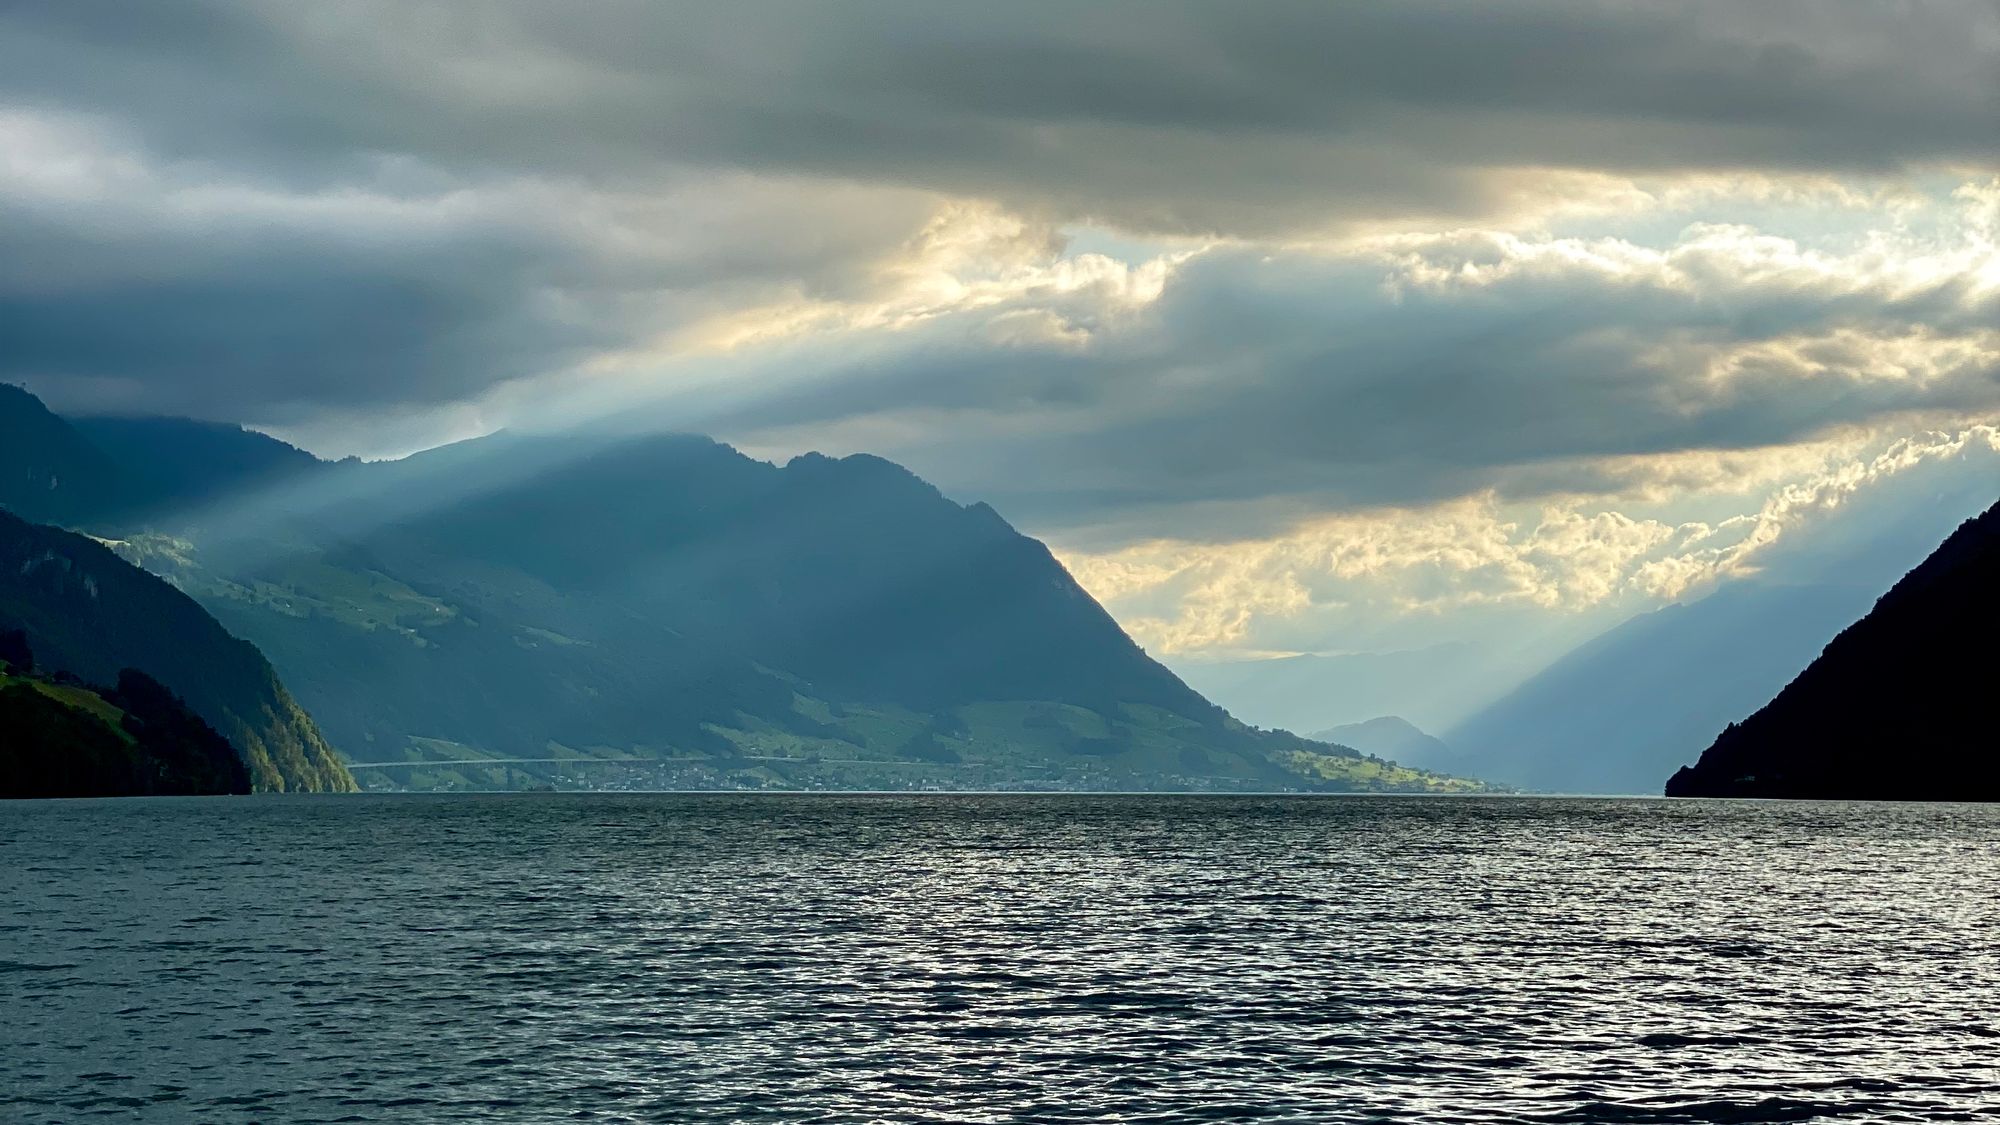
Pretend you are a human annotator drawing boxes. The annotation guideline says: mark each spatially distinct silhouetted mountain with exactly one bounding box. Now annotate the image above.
[2,636,251,798]
[0,509,354,792]
[1668,498,2000,800]
[0,383,131,526]
[1311,717,1458,773]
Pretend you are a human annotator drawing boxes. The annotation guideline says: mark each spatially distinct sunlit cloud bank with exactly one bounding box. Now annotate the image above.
[1054,428,2000,659]
[712,182,1999,538]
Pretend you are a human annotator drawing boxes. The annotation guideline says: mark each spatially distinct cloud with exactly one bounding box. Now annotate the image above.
[6,2,1997,236]
[0,107,963,421]
[711,185,2000,545]
[4,0,1996,682]
[1056,426,2000,659]
[4,0,1999,427]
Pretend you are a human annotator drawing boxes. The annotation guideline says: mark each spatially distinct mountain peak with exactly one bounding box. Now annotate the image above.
[0,385,131,527]
[1310,716,1457,772]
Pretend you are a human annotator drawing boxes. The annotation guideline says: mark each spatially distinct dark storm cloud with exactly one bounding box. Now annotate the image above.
[1,0,1996,431]
[7,2,1999,229]
[0,190,606,419]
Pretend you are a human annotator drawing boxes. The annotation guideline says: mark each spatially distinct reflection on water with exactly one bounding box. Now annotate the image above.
[4,794,1999,1122]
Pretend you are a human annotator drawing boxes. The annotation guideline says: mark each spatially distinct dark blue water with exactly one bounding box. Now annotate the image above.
[4,794,1998,1123]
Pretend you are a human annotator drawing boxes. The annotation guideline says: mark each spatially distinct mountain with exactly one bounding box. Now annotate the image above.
[1311,717,1458,773]
[0,403,1465,793]
[0,387,327,528]
[0,509,355,792]
[136,431,1483,792]
[1667,498,2000,800]
[2,633,251,798]
[1176,644,1496,736]
[367,438,1205,717]
[66,415,325,514]
[0,385,1482,792]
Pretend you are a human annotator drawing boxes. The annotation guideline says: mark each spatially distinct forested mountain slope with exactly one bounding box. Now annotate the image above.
[0,509,354,793]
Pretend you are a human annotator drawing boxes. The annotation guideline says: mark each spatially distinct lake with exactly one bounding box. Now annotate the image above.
[4,793,1998,1122]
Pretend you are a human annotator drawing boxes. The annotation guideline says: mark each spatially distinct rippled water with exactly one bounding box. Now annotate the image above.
[4,794,1999,1123]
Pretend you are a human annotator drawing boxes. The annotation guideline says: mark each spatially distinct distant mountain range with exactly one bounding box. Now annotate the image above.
[1177,644,1498,737]
[0,385,1481,794]
[1668,498,2000,800]
[1309,717,1457,773]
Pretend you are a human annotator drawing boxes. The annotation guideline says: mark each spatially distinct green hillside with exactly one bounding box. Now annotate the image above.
[1,637,251,798]
[0,511,355,793]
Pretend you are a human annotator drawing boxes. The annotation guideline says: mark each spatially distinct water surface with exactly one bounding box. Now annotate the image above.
[4,794,1998,1122]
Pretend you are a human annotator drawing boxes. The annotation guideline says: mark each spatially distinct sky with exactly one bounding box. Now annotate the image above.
[4,1,1998,692]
